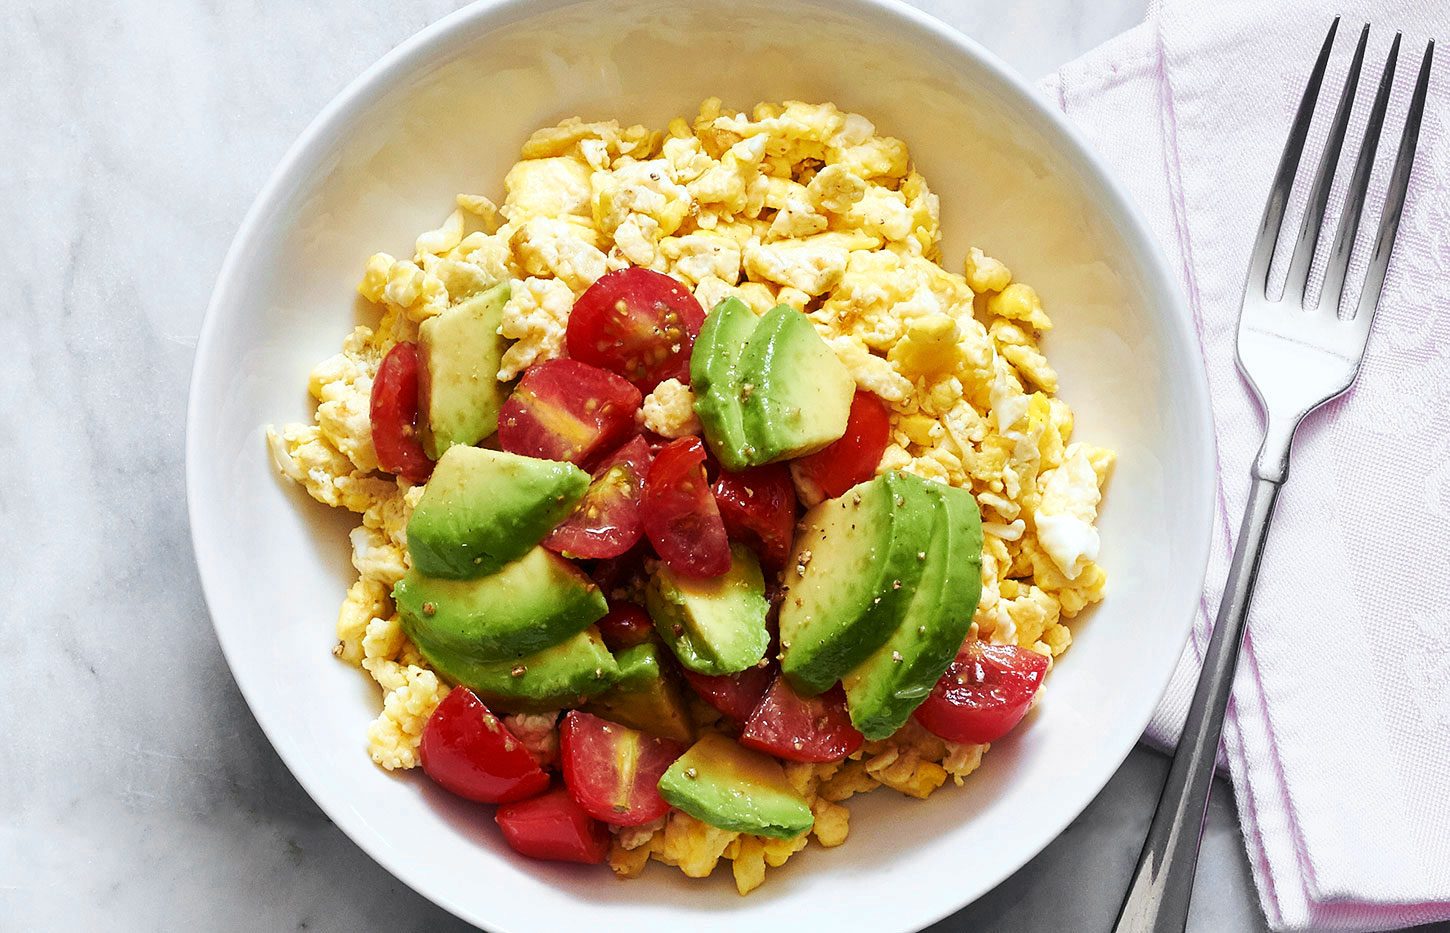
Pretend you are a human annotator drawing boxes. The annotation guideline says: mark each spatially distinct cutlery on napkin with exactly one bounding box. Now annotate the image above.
[1044,1,1449,929]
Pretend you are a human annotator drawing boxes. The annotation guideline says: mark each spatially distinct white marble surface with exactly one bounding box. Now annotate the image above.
[1,1,1279,930]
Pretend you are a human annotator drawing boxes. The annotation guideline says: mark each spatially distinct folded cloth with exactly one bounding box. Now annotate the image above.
[1044,2,1450,929]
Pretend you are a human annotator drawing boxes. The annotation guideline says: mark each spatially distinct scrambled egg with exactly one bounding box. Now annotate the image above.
[641,378,701,439]
[266,98,1113,890]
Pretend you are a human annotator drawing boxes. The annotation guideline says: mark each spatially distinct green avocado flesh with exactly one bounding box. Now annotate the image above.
[419,283,512,460]
[646,544,770,676]
[691,297,758,471]
[779,472,934,695]
[406,446,588,579]
[583,641,695,743]
[843,482,983,739]
[416,627,619,714]
[735,304,854,464]
[657,732,814,839]
[394,546,608,662]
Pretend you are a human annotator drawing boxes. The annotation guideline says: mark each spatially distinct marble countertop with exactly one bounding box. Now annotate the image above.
[3,1,1272,929]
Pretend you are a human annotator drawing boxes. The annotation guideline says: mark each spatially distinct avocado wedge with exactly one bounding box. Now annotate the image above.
[417,627,619,714]
[394,546,607,662]
[843,482,983,739]
[406,446,588,579]
[418,282,512,459]
[584,641,695,743]
[647,544,770,676]
[691,297,758,470]
[735,304,854,463]
[657,732,813,838]
[779,472,934,695]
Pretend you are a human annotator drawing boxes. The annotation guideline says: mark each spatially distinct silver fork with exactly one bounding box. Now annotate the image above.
[1113,19,1434,933]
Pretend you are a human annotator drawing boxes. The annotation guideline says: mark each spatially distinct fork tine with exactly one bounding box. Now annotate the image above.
[1246,17,1340,300]
[1285,24,1370,308]
[1318,33,1401,315]
[1349,39,1434,337]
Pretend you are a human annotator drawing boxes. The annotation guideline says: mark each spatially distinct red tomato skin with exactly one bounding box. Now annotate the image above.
[680,663,775,722]
[740,674,864,762]
[913,641,1050,744]
[595,602,656,652]
[559,711,685,826]
[566,268,705,391]
[494,785,610,864]
[419,688,550,804]
[712,465,798,569]
[791,391,891,503]
[369,341,434,485]
[542,436,652,559]
[497,359,642,468]
[641,437,732,578]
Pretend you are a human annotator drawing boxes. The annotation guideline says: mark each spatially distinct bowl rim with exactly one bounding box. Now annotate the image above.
[186,0,1216,929]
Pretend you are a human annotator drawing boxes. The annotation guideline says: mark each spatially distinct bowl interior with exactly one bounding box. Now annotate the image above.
[188,1,1213,931]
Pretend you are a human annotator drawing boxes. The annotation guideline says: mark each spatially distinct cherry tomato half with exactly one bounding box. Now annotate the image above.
[790,391,891,505]
[543,436,652,559]
[495,785,610,864]
[595,602,656,652]
[498,359,641,468]
[681,662,775,722]
[419,688,550,804]
[369,341,434,485]
[740,674,863,762]
[913,640,1049,744]
[641,437,731,578]
[566,267,705,391]
[713,464,797,570]
[559,711,685,826]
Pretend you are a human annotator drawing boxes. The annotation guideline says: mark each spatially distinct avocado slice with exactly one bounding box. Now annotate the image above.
[843,482,983,739]
[779,472,934,696]
[395,547,608,661]
[418,282,512,460]
[736,304,854,464]
[646,544,770,676]
[690,297,758,471]
[583,641,695,743]
[657,732,814,839]
[406,446,588,579]
[418,626,619,714]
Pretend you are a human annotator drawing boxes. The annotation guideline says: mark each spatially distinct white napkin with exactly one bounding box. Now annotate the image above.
[1045,1,1450,929]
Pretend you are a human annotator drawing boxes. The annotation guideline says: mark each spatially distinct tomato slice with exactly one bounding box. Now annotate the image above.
[498,359,641,468]
[542,436,651,559]
[559,711,685,826]
[713,464,797,569]
[419,688,550,804]
[369,341,433,485]
[595,602,656,652]
[566,267,705,391]
[740,673,863,762]
[913,640,1049,744]
[641,437,732,578]
[681,663,775,722]
[495,785,610,864]
[790,391,891,505]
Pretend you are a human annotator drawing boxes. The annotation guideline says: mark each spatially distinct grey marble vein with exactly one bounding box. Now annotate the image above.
[0,1,1289,930]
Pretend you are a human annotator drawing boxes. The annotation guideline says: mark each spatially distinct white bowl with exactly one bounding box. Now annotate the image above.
[187,1,1215,930]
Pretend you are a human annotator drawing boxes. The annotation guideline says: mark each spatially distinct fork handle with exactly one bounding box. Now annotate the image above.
[1112,474,1284,933]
